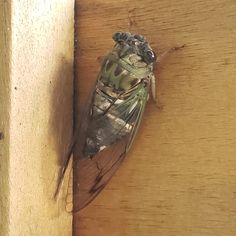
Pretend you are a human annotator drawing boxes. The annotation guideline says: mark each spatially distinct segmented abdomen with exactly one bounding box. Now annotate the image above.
[83,86,134,157]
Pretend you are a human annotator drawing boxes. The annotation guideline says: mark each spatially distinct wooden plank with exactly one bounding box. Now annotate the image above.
[0,1,74,235]
[74,0,236,235]
[0,1,11,235]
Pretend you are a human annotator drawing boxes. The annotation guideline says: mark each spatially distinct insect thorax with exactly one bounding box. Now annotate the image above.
[98,46,153,96]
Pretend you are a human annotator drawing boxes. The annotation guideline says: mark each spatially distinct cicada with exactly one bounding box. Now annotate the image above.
[57,32,157,212]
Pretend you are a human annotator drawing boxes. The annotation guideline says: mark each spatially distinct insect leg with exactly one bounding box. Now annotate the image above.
[150,74,157,103]
[157,44,185,63]
[149,74,164,109]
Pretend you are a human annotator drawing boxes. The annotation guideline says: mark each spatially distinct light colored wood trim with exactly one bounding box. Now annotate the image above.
[0,1,74,235]
[0,1,11,235]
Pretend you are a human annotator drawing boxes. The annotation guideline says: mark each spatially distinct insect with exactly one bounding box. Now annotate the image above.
[56,32,158,212]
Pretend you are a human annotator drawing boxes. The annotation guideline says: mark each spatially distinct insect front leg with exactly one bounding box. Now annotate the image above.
[149,74,163,110]
[150,73,157,103]
[157,44,185,63]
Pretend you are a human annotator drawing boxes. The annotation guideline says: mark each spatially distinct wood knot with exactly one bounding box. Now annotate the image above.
[0,132,4,140]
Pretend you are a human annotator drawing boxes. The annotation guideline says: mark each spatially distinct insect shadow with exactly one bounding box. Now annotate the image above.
[46,56,74,201]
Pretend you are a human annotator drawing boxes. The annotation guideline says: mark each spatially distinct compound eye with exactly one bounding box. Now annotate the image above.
[145,50,156,63]
[134,34,145,42]
[112,32,122,42]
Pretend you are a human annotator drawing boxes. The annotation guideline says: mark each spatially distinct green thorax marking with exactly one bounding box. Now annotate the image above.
[100,53,151,92]
[101,59,128,90]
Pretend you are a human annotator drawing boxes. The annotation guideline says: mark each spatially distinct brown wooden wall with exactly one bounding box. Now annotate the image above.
[74,0,236,235]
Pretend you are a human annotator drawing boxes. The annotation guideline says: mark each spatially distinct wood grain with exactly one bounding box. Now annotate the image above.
[0,1,11,235]
[0,1,74,235]
[74,0,236,235]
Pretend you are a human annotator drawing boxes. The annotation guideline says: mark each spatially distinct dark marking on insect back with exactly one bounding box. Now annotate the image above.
[0,132,4,140]
[106,60,113,70]
[114,65,123,76]
[130,79,138,86]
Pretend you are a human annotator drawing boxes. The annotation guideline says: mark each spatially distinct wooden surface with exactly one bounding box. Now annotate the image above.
[0,1,74,235]
[0,1,11,235]
[74,0,236,235]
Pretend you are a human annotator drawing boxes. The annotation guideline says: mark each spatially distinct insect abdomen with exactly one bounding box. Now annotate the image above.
[83,91,133,156]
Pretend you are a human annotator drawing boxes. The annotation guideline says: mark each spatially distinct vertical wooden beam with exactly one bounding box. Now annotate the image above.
[0,1,11,235]
[0,1,74,235]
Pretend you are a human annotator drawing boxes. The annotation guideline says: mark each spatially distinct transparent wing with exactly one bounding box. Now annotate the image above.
[53,77,98,201]
[73,139,127,211]
[73,83,149,212]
